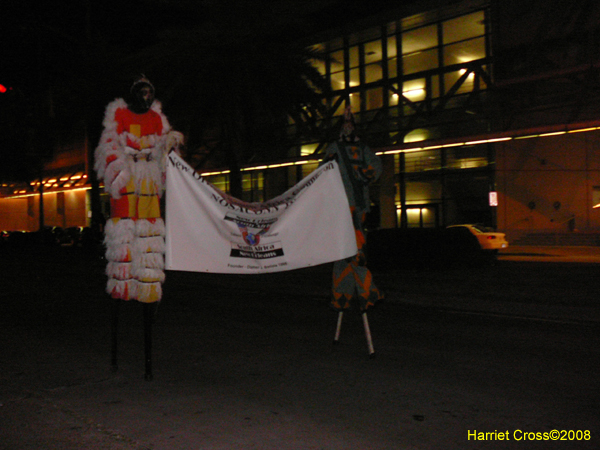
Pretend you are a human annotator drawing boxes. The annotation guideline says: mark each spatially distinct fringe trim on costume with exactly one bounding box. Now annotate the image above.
[136,252,164,270]
[104,218,136,245]
[133,267,166,283]
[136,218,165,237]
[135,235,165,254]
[136,282,162,303]
[106,262,133,280]
[107,278,137,301]
[105,245,133,263]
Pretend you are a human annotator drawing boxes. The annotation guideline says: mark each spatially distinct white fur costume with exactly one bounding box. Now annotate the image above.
[95,98,183,303]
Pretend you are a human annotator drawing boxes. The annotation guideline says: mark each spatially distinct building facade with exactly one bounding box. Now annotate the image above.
[3,0,600,243]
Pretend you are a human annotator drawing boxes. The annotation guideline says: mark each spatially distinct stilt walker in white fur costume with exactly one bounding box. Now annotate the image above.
[95,75,183,304]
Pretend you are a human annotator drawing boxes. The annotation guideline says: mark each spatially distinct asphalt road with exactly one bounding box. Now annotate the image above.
[0,244,599,449]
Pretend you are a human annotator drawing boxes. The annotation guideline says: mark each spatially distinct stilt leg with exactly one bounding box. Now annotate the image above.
[361,311,375,358]
[111,299,119,372]
[144,303,153,381]
[333,311,344,345]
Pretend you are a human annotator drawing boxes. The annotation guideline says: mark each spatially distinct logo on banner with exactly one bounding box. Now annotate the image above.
[224,213,284,260]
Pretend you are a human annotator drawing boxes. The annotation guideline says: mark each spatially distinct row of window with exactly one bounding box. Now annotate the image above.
[310,9,488,117]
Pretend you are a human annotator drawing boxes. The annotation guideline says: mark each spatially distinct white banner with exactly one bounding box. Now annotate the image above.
[165,153,357,274]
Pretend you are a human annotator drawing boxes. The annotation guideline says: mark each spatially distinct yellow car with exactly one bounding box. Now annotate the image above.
[447,224,509,252]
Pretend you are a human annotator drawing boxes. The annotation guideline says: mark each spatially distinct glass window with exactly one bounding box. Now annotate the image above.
[402,25,438,54]
[349,68,360,88]
[300,143,318,156]
[406,180,442,202]
[331,49,344,72]
[364,39,382,64]
[349,93,360,114]
[331,96,346,116]
[402,79,426,102]
[442,11,485,45]
[388,57,398,78]
[349,45,359,68]
[301,162,319,178]
[447,146,489,169]
[387,35,398,78]
[331,71,345,90]
[387,35,397,59]
[241,172,264,202]
[365,63,383,83]
[404,150,441,172]
[366,87,384,110]
[207,174,229,194]
[444,36,486,66]
[444,69,483,95]
[593,187,600,208]
[330,49,344,90]
[403,48,438,75]
[389,88,400,106]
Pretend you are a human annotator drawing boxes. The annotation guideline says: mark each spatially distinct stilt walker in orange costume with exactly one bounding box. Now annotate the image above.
[95,76,183,304]
[322,106,383,356]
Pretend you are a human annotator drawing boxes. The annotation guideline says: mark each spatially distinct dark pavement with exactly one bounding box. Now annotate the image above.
[1,244,599,449]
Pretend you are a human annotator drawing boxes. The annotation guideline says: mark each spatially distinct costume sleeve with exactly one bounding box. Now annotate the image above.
[357,143,382,184]
[94,99,131,199]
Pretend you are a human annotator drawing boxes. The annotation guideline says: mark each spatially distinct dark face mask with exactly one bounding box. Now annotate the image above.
[128,84,155,114]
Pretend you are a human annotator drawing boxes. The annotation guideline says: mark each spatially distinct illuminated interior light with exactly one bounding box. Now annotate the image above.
[70,175,82,180]
[568,127,598,133]
[268,162,295,168]
[200,170,231,177]
[539,131,567,137]
[442,143,465,148]
[593,203,600,209]
[241,165,268,172]
[403,88,425,99]
[514,134,539,140]
[6,186,91,199]
[402,148,425,153]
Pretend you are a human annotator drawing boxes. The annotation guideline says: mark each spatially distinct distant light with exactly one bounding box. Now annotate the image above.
[0,84,7,93]
[489,191,498,207]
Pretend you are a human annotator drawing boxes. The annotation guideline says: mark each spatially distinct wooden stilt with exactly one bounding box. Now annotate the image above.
[143,303,153,381]
[362,311,375,358]
[333,311,344,344]
[111,298,119,372]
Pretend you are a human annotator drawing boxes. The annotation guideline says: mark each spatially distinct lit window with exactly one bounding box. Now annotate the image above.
[366,87,384,110]
[444,36,486,66]
[403,79,426,102]
[364,40,382,64]
[403,48,438,75]
[301,144,319,156]
[402,25,438,54]
[365,63,383,83]
[442,11,485,45]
